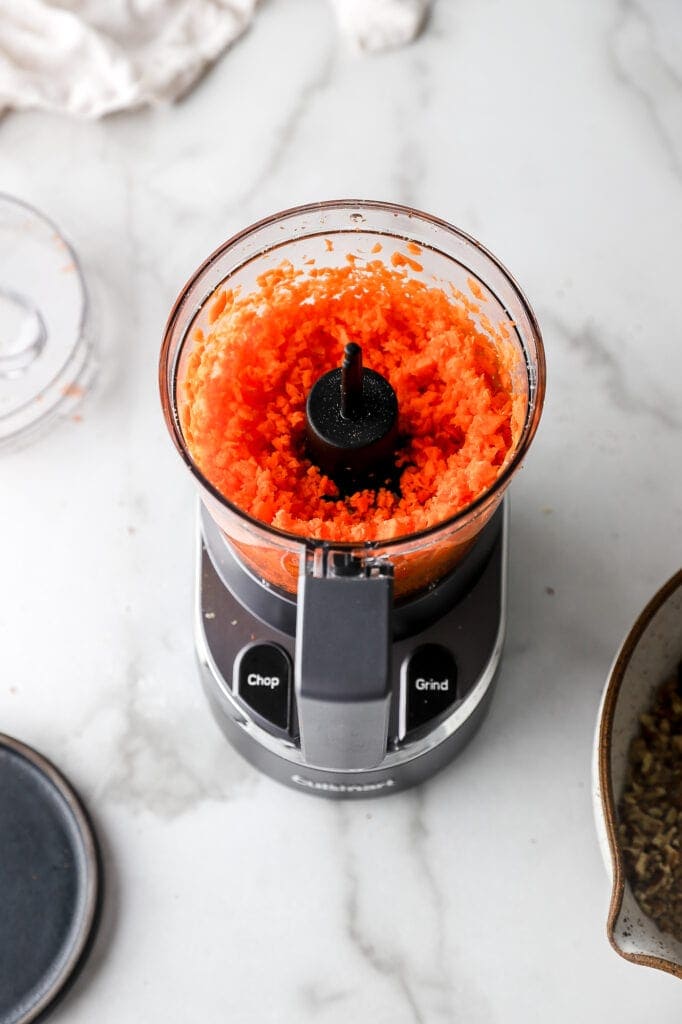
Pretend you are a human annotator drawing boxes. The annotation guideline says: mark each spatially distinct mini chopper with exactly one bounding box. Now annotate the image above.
[160,201,545,798]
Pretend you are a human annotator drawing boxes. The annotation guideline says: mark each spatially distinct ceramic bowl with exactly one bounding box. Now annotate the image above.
[594,569,682,977]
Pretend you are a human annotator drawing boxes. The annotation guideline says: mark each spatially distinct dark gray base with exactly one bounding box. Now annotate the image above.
[201,671,498,798]
[194,503,508,799]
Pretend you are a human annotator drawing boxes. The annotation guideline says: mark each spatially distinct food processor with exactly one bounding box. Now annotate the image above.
[160,201,545,797]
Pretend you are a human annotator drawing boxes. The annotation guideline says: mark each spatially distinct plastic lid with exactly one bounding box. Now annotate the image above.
[0,195,95,450]
[0,734,101,1024]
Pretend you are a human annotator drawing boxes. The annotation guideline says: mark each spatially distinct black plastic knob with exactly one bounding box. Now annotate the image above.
[305,343,399,485]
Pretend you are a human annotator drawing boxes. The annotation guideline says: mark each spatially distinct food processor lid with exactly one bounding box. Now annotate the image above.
[0,194,94,450]
[0,734,101,1024]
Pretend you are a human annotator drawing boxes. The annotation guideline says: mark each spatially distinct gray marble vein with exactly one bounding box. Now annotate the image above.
[609,0,682,177]
[543,307,682,431]
[229,46,338,214]
[75,652,256,817]
[335,792,491,1024]
[392,57,431,207]
[336,800,420,1023]
[344,850,429,1024]
[298,981,351,1013]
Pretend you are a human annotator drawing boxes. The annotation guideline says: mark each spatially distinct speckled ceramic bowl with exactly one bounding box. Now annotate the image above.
[594,569,682,977]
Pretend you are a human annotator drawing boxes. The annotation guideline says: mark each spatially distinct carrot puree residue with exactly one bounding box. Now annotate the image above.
[179,259,524,543]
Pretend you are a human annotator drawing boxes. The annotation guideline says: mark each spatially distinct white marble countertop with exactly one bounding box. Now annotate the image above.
[2,0,682,1020]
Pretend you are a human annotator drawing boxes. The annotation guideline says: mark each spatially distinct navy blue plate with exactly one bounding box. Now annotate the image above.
[0,735,100,1024]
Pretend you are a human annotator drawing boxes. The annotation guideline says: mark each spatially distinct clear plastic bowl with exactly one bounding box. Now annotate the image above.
[160,200,546,599]
[0,195,95,449]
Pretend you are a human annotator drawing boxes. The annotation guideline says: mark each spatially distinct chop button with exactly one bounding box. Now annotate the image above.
[234,643,291,731]
[402,644,458,736]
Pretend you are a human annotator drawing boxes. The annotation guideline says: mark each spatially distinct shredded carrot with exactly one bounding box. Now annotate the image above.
[324,238,334,252]
[391,251,423,273]
[467,276,484,300]
[371,242,382,254]
[179,259,523,545]
[209,290,227,323]
[406,241,422,256]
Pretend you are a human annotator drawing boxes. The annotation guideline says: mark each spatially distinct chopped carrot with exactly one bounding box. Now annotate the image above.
[467,277,484,300]
[371,242,382,254]
[391,251,423,273]
[406,241,422,256]
[209,290,227,323]
[179,259,522,545]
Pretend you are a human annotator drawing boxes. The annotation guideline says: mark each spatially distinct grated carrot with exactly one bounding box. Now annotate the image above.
[467,277,484,300]
[179,259,523,545]
[391,251,423,273]
[209,290,227,323]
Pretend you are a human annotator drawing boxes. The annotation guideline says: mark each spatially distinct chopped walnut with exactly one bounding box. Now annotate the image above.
[618,665,682,942]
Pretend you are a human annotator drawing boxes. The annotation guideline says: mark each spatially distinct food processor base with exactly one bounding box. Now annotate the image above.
[195,501,508,798]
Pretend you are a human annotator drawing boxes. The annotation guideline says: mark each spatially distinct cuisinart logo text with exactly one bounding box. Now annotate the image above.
[291,774,396,794]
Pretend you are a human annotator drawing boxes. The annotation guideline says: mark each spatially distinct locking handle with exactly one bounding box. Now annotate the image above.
[294,560,393,771]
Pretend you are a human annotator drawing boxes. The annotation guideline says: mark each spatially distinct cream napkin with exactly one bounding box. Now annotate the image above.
[0,0,258,117]
[0,0,430,118]
[331,0,430,53]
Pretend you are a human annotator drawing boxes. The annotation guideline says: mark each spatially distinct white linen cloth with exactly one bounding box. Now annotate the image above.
[332,0,429,54]
[0,0,430,118]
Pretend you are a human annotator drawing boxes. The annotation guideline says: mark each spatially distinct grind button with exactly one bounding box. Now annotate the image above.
[234,643,291,731]
[402,644,458,736]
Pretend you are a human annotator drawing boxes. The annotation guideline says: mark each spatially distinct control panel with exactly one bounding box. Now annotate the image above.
[233,643,292,732]
[198,520,503,751]
[400,643,459,737]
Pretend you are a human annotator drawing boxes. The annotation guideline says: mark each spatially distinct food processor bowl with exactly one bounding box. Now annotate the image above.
[160,200,545,599]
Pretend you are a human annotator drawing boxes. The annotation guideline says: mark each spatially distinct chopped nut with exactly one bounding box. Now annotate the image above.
[635,852,649,878]
[619,664,682,943]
